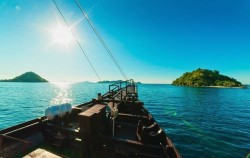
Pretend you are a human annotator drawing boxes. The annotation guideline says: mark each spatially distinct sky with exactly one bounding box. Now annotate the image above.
[0,0,250,84]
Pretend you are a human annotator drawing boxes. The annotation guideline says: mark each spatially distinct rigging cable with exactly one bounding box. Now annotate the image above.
[73,0,128,81]
[52,0,102,81]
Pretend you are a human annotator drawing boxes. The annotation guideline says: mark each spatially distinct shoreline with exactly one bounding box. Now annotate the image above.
[204,86,247,89]
[173,85,248,89]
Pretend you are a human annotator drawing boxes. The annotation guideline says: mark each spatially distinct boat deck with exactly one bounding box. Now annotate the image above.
[20,143,82,158]
[0,80,181,158]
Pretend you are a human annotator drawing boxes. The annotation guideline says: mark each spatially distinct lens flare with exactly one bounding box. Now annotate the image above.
[50,23,74,48]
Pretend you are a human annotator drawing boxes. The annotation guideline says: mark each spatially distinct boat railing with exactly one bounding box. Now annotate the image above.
[0,134,32,157]
[0,118,42,135]
[112,86,127,100]
[108,79,136,101]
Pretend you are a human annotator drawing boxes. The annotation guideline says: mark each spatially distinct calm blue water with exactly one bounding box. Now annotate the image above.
[0,82,249,157]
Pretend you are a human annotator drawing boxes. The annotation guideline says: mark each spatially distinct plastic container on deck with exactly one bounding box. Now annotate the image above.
[45,103,72,120]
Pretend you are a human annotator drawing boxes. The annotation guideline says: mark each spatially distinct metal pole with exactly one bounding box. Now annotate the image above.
[112,118,115,137]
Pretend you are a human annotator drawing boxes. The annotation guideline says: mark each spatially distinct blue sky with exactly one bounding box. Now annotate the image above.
[0,0,250,83]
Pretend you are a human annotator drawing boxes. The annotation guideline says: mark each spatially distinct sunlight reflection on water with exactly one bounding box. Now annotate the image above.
[50,82,72,105]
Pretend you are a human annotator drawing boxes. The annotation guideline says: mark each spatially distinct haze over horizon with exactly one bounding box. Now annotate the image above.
[1,0,250,84]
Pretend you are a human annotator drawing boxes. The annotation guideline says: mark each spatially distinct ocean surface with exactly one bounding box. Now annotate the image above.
[0,82,249,158]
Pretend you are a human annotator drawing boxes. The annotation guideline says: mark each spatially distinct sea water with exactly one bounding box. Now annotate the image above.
[0,82,249,157]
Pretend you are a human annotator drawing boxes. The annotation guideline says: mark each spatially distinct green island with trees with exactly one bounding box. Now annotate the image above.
[0,72,48,82]
[172,68,244,88]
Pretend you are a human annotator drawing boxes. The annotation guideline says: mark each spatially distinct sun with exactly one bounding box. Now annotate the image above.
[50,23,74,48]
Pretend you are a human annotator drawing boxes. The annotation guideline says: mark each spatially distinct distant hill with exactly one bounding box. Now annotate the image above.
[172,68,243,87]
[97,80,123,83]
[81,81,94,84]
[97,80,142,84]
[0,72,48,82]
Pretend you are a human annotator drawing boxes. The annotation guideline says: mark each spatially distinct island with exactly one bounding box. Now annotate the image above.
[172,68,244,88]
[0,72,48,82]
[97,80,142,84]
[97,80,123,83]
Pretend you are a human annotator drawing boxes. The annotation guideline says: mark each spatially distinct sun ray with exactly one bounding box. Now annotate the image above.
[45,15,81,50]
[49,22,74,48]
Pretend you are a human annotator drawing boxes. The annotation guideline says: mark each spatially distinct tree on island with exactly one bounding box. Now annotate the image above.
[0,72,48,82]
[172,68,243,87]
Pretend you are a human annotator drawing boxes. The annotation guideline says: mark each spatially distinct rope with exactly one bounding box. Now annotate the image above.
[52,0,102,81]
[73,0,128,81]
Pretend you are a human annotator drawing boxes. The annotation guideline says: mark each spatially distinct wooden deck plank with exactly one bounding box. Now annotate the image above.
[23,148,63,158]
